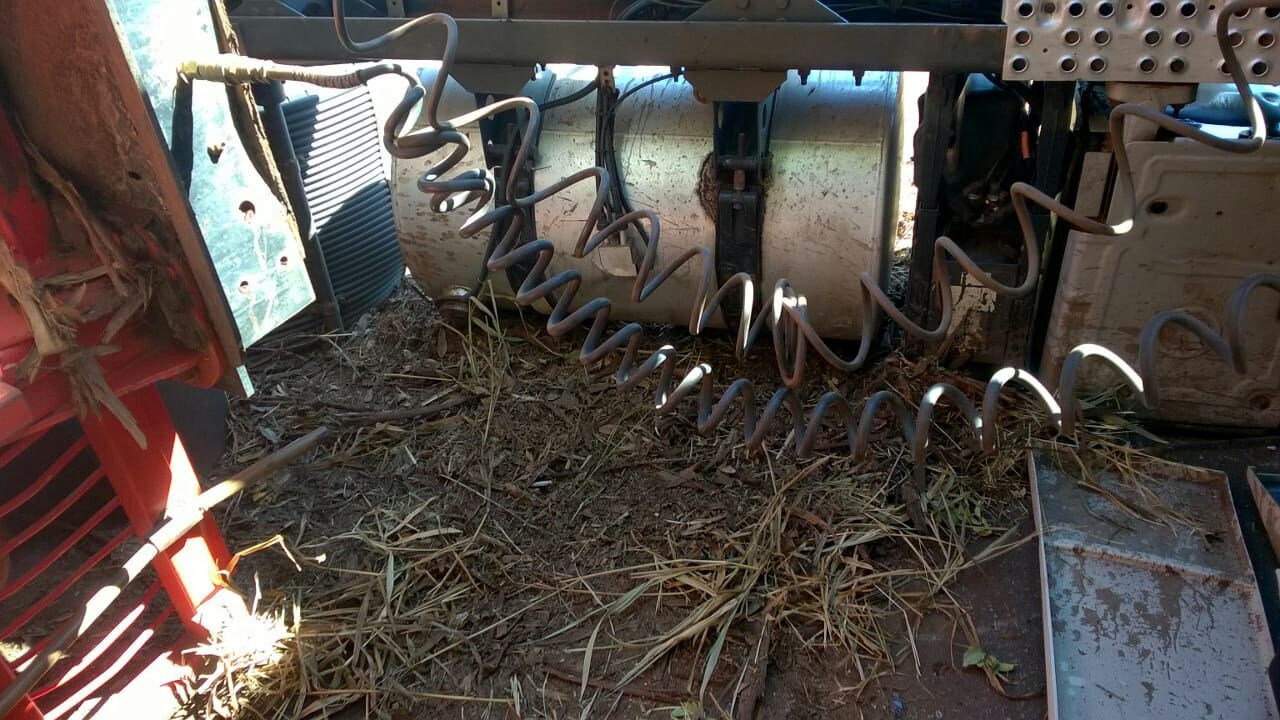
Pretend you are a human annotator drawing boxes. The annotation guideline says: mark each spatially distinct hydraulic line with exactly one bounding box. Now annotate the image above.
[186,0,1279,462]
[539,79,598,111]
[177,56,401,88]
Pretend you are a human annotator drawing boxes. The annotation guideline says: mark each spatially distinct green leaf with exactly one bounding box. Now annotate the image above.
[580,620,602,698]
[996,661,1016,674]
[671,700,701,719]
[962,645,987,668]
[385,553,396,602]
[613,581,650,613]
[699,619,733,698]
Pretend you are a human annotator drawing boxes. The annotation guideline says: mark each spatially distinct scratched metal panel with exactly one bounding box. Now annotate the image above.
[1030,449,1278,720]
[108,0,314,346]
[1040,140,1280,428]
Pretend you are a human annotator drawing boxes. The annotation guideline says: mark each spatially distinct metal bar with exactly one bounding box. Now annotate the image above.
[10,635,50,672]
[233,17,1006,72]
[905,74,964,335]
[0,527,133,640]
[80,385,234,632]
[253,80,344,332]
[0,662,41,720]
[0,438,88,520]
[29,582,163,700]
[1026,81,1080,369]
[43,609,174,720]
[0,470,105,556]
[0,498,121,604]
[0,434,41,472]
[0,427,331,718]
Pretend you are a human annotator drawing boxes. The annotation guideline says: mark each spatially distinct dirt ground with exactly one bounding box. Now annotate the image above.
[185,281,1054,720]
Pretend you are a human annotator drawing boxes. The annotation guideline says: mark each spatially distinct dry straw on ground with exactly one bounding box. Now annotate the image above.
[179,282,1147,719]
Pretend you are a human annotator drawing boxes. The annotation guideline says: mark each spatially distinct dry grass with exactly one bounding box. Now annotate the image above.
[1043,432,1211,537]
[179,280,1071,719]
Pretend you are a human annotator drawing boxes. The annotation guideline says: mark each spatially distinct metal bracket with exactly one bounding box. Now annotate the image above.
[474,72,556,300]
[449,64,537,95]
[712,97,775,325]
[684,70,787,102]
[491,0,509,18]
[386,0,405,18]
[1105,81,1197,142]
[683,0,840,102]
[687,0,843,22]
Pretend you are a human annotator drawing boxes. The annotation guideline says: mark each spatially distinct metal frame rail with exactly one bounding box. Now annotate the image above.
[233,18,1006,72]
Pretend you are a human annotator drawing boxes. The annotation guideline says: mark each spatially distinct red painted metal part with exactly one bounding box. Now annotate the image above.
[29,582,165,700]
[0,103,51,265]
[0,99,227,448]
[0,86,244,716]
[81,384,238,632]
[0,468,103,556]
[0,663,42,720]
[0,526,132,641]
[0,438,82,518]
[0,497,122,605]
[41,605,176,720]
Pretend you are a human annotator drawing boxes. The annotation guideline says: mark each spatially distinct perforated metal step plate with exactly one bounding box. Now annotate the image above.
[1002,0,1280,82]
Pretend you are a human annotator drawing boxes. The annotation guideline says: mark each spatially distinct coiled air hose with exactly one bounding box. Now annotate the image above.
[184,0,1279,467]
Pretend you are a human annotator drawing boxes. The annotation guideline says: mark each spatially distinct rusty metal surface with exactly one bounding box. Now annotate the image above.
[1030,448,1279,720]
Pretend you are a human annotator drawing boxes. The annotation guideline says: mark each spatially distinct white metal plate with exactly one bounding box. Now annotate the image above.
[1040,139,1280,428]
[1031,449,1279,720]
[1002,0,1280,82]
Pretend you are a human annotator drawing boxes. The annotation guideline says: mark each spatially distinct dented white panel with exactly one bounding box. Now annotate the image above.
[1041,139,1280,427]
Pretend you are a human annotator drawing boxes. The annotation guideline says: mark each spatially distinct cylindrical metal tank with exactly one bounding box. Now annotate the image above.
[393,66,902,339]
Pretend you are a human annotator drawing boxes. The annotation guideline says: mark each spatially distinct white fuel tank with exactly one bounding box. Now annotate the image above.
[393,66,902,339]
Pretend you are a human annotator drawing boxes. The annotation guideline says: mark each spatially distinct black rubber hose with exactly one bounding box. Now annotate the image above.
[540,80,599,111]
